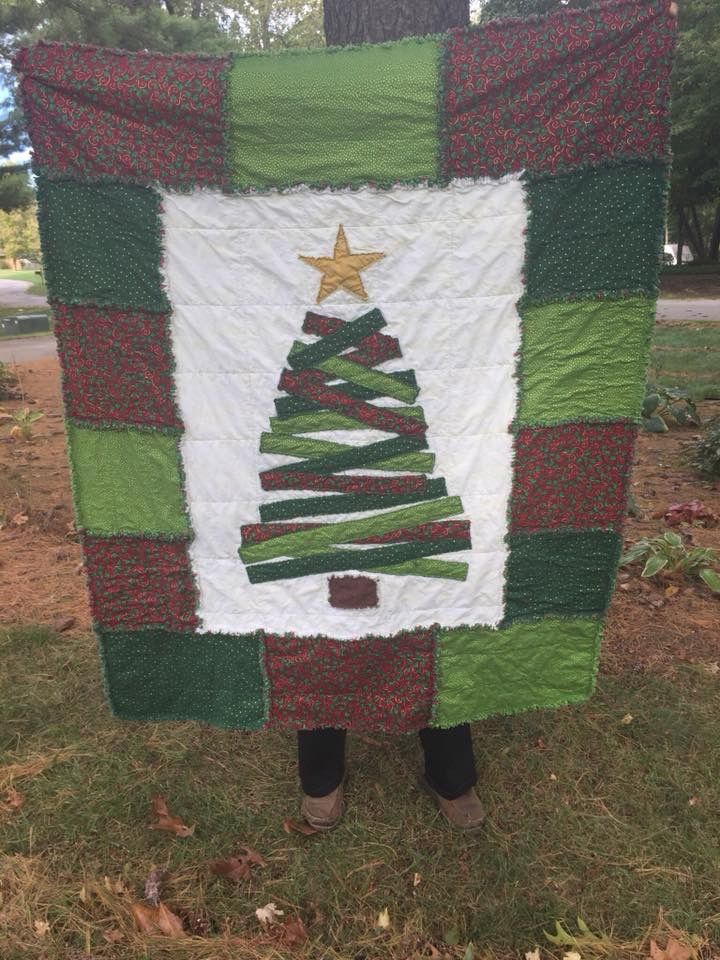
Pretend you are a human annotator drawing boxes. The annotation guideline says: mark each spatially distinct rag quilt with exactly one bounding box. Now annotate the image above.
[15,0,676,732]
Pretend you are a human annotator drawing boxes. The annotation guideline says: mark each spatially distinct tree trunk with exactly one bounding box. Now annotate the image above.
[676,209,684,266]
[191,0,202,18]
[323,0,469,45]
[709,202,720,262]
[689,203,707,260]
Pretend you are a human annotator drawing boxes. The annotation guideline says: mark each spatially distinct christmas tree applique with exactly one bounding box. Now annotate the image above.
[238,225,471,608]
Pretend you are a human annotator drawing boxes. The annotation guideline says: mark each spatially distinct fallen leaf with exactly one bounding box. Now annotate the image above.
[526,950,541,960]
[413,872,422,887]
[376,907,391,930]
[564,952,582,960]
[149,795,195,837]
[130,902,158,935]
[102,929,123,944]
[52,615,75,633]
[621,713,634,724]
[278,916,308,947]
[649,937,695,960]
[33,919,50,937]
[130,901,186,938]
[688,796,700,806]
[156,902,186,938]
[664,585,679,598]
[283,816,318,836]
[2,787,25,811]
[11,512,28,526]
[256,902,284,926]
[103,876,128,895]
[144,868,166,905]
[549,773,558,781]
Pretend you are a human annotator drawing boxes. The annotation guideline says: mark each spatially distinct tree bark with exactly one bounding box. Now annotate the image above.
[676,209,684,266]
[323,0,469,45]
[689,203,707,260]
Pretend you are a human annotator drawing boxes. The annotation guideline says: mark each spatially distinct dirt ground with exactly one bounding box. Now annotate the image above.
[1,357,718,675]
[660,268,720,299]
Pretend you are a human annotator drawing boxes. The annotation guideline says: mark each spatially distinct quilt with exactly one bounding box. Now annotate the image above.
[14,0,676,732]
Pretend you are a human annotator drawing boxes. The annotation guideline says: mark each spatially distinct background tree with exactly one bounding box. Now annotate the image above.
[323,0,468,45]
[0,169,34,213]
[0,205,41,268]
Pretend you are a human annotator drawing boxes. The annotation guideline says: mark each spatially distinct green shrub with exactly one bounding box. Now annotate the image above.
[685,418,720,479]
[641,384,701,432]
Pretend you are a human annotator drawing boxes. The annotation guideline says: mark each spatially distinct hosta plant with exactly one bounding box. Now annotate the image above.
[642,385,701,433]
[620,531,720,593]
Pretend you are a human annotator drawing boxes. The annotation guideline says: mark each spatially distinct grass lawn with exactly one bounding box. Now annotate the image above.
[650,322,720,400]
[0,268,47,297]
[1,624,718,959]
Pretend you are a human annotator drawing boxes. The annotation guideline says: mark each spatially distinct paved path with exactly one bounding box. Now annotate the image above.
[0,278,48,309]
[0,334,56,363]
[656,298,720,322]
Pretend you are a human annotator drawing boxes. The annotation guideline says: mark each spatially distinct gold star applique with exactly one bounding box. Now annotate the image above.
[299,224,385,304]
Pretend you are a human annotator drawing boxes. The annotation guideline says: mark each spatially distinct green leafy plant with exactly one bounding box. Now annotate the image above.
[685,418,720,479]
[642,385,701,433]
[0,406,44,441]
[620,531,720,593]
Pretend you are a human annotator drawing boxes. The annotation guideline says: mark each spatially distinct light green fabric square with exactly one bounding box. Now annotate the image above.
[433,618,601,727]
[517,297,656,425]
[228,40,440,188]
[67,423,189,535]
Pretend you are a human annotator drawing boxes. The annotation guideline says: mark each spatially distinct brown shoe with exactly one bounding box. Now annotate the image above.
[419,776,486,832]
[301,784,344,831]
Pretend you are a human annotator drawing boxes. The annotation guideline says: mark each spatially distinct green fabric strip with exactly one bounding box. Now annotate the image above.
[270,406,424,434]
[370,558,468,580]
[228,39,440,189]
[36,177,168,311]
[288,310,385,369]
[246,537,468,584]
[67,423,189,535]
[505,530,621,621]
[317,356,419,403]
[433,618,601,727]
[525,162,667,301]
[274,370,418,415]
[258,477,448,522]
[258,433,434,472]
[240,495,464,563]
[98,629,266,729]
[269,435,427,475]
[517,297,656,424]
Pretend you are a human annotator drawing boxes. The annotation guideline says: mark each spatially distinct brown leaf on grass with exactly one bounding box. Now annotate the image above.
[283,817,318,836]
[102,929,123,944]
[52,615,75,633]
[209,845,266,882]
[2,787,25,811]
[33,919,50,938]
[148,795,195,837]
[130,901,186,938]
[650,937,695,960]
[277,916,308,947]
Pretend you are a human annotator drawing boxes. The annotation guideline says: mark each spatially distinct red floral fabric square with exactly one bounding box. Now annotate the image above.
[443,0,675,178]
[83,536,198,631]
[15,42,229,187]
[53,304,181,429]
[511,422,637,533]
[264,628,437,732]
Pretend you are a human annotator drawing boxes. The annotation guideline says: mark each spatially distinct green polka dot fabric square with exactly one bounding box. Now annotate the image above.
[36,177,168,312]
[433,618,602,727]
[98,629,267,729]
[66,423,189,536]
[227,39,441,189]
[524,162,668,301]
[517,297,656,425]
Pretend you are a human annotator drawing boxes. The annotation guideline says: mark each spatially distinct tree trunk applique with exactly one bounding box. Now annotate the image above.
[239,224,472,608]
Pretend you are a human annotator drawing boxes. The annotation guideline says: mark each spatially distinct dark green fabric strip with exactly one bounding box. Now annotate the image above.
[433,618,601,727]
[246,537,468,583]
[505,530,622,622]
[288,309,385,370]
[228,38,441,188]
[524,161,667,301]
[259,477,447,522]
[98,629,266,729]
[270,435,428,475]
[36,176,168,311]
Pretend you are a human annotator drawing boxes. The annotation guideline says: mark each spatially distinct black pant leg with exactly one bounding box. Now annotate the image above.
[419,723,477,800]
[297,728,346,797]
